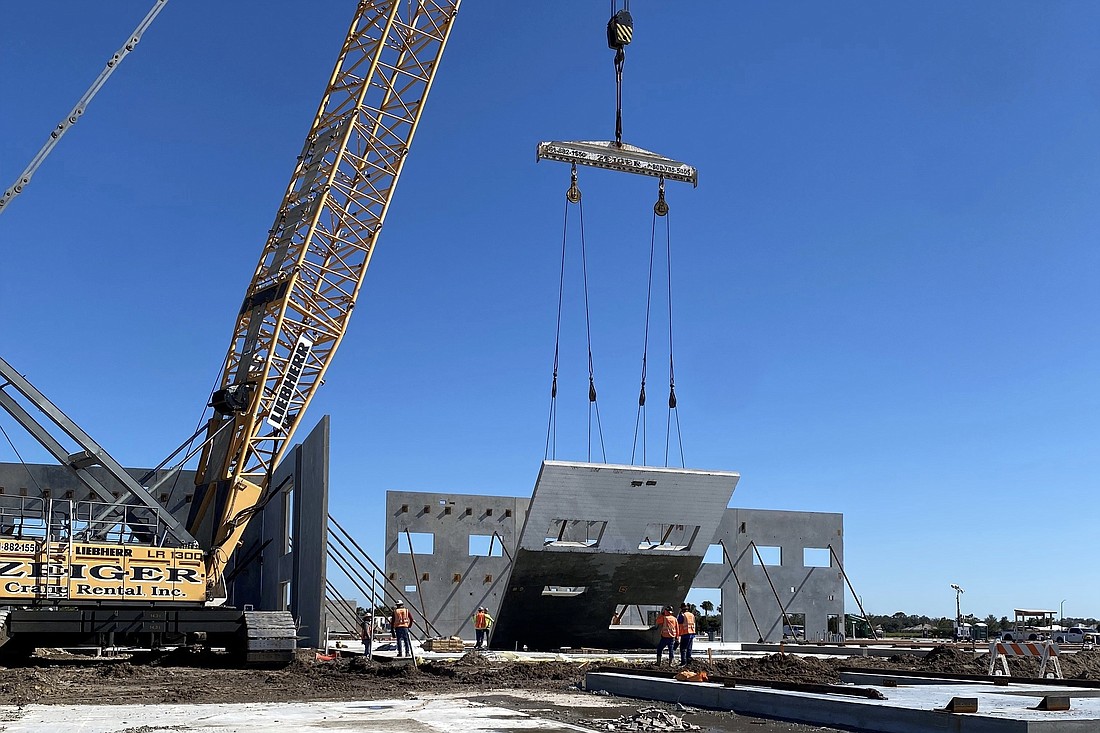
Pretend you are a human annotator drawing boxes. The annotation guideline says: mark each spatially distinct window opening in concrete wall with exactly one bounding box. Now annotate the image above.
[752,545,781,566]
[483,574,493,583]
[486,508,493,516]
[421,573,430,581]
[401,504,409,513]
[505,509,513,517]
[739,522,746,533]
[469,534,503,557]
[541,586,587,597]
[404,585,417,593]
[398,532,434,555]
[804,548,830,567]
[638,523,700,551]
[544,519,607,547]
[465,507,473,516]
[452,573,462,583]
[703,544,723,564]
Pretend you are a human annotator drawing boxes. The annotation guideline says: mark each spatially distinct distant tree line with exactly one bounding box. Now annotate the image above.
[866,612,1100,637]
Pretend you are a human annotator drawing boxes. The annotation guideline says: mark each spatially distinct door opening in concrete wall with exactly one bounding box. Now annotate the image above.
[541,586,587,597]
[638,523,701,551]
[544,519,607,547]
[703,544,724,564]
[469,534,503,557]
[752,545,781,566]
[803,547,831,567]
[783,612,806,639]
[686,587,721,638]
[398,532,434,554]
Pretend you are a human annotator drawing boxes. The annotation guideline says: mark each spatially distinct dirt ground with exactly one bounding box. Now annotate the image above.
[2,645,1100,730]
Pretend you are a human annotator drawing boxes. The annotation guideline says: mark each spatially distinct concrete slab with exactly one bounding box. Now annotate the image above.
[586,671,1100,732]
[0,698,594,732]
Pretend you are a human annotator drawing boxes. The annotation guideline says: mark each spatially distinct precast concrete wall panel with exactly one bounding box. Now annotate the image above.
[694,508,844,642]
[384,491,528,638]
[489,461,739,651]
[0,463,196,525]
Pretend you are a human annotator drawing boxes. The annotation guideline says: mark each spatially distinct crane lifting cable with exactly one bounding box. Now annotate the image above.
[542,4,695,466]
[631,178,685,467]
[0,0,169,215]
[544,166,607,463]
[607,1,633,147]
[536,4,697,186]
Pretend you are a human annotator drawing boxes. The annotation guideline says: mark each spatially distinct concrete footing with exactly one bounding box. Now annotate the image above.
[586,671,1100,732]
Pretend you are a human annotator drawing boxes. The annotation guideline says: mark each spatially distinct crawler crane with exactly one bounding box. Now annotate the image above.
[0,0,461,663]
[0,1,695,662]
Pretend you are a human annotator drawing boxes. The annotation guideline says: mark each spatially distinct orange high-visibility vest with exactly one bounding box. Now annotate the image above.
[393,607,412,628]
[660,613,679,638]
[475,611,489,630]
[679,611,696,635]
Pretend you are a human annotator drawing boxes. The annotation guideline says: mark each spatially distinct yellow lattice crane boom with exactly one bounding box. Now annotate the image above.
[187,0,462,596]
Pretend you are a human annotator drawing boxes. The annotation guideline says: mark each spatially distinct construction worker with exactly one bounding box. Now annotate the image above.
[473,606,495,649]
[391,600,414,657]
[657,605,678,665]
[678,602,697,665]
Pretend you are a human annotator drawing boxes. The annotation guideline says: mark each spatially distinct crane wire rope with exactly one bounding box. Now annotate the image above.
[578,186,608,464]
[663,196,686,467]
[630,205,658,466]
[0,0,170,215]
[544,191,571,461]
[544,166,607,463]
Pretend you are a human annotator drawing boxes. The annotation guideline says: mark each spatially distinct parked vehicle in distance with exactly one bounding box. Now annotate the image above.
[1000,628,1047,642]
[1000,609,1056,643]
[1051,627,1098,644]
[782,624,805,640]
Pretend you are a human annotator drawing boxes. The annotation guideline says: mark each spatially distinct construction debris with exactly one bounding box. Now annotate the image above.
[593,707,700,731]
[423,637,466,652]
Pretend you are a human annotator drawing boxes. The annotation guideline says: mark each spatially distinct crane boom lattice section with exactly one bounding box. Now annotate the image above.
[193,0,460,561]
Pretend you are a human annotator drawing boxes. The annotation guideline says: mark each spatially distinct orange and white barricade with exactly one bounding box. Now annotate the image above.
[988,641,1062,678]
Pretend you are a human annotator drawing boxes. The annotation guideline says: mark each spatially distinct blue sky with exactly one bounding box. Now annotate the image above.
[3,2,1100,622]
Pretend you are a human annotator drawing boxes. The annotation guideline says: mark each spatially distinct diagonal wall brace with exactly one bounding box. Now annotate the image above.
[0,355,196,546]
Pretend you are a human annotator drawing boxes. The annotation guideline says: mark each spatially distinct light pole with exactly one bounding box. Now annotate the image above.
[1060,599,1066,626]
[950,584,965,640]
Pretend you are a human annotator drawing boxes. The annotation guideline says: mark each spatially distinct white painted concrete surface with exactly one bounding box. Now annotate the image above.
[0,697,594,733]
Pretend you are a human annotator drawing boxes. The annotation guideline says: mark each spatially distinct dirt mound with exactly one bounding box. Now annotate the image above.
[916,645,986,674]
[1063,650,1100,679]
[683,654,841,685]
[419,658,591,687]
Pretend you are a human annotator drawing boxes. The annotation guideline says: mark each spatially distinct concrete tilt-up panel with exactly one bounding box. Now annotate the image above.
[489,461,738,651]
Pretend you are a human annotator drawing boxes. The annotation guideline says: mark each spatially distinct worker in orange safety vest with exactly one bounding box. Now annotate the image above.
[657,605,679,665]
[678,602,697,665]
[473,606,495,649]
[392,600,414,657]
